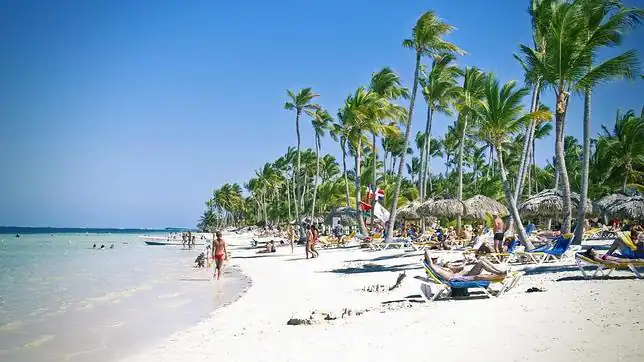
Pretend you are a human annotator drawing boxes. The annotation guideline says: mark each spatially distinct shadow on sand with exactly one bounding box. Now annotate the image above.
[232,254,281,259]
[521,265,581,275]
[346,252,422,263]
[325,262,422,275]
[556,275,640,282]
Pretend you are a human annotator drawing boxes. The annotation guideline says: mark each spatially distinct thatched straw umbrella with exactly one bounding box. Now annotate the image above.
[396,201,422,220]
[417,195,466,218]
[596,193,628,212]
[464,195,508,220]
[324,207,358,226]
[605,196,644,220]
[519,189,592,217]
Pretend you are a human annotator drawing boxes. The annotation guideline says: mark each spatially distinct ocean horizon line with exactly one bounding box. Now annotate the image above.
[0,226,197,234]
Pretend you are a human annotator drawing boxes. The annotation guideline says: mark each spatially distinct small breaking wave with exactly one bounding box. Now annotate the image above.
[23,334,55,348]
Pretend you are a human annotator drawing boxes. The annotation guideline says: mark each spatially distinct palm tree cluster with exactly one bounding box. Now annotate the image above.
[198,0,643,244]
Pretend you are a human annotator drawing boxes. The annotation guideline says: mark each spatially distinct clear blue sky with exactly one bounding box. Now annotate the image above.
[1,0,642,228]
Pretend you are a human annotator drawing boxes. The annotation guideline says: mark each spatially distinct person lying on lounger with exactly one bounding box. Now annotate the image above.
[604,225,644,257]
[583,248,644,264]
[424,250,508,282]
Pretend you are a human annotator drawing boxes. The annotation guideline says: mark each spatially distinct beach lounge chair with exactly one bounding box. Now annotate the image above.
[514,233,575,264]
[363,233,385,251]
[615,231,640,257]
[419,260,522,301]
[582,227,602,241]
[574,252,643,279]
[408,235,438,251]
[382,238,409,250]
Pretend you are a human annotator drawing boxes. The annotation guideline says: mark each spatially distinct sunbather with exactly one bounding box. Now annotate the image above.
[606,225,644,257]
[424,250,508,282]
[257,240,277,254]
[583,247,644,264]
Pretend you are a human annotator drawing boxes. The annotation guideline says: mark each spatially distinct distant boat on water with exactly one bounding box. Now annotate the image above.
[139,236,205,246]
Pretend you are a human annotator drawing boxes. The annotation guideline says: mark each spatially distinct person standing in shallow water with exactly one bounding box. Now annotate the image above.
[212,231,228,280]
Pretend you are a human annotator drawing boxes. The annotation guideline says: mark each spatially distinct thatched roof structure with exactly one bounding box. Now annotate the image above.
[605,196,644,220]
[324,207,358,226]
[519,189,592,217]
[417,195,466,218]
[464,195,508,220]
[596,193,629,212]
[396,201,422,220]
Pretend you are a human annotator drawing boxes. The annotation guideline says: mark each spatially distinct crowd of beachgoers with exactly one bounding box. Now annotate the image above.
[121,222,644,362]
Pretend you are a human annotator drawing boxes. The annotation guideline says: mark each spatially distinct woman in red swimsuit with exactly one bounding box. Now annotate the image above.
[212,231,228,280]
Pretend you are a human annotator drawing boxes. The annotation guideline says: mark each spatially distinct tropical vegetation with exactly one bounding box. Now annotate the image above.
[198,0,643,244]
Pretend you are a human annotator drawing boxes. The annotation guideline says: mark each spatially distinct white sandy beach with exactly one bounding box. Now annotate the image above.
[122,233,644,362]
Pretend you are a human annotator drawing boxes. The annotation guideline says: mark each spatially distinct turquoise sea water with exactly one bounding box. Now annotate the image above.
[0,232,249,362]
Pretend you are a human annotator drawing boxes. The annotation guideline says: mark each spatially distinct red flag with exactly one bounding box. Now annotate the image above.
[359,201,373,212]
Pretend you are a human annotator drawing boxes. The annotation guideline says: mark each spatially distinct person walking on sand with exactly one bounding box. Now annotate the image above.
[305,224,313,259]
[310,224,320,258]
[212,231,228,280]
[493,212,505,253]
[286,224,295,254]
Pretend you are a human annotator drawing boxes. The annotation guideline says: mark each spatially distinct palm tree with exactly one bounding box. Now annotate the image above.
[513,0,554,207]
[285,88,319,229]
[528,120,553,195]
[310,108,332,219]
[419,54,460,201]
[406,156,422,186]
[331,110,353,207]
[600,109,644,192]
[442,125,459,190]
[319,154,340,183]
[454,67,485,231]
[342,87,389,234]
[387,11,463,241]
[477,75,551,250]
[573,0,643,244]
[520,0,640,232]
[368,67,408,223]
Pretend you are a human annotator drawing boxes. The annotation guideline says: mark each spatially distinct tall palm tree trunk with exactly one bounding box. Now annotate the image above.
[531,136,537,194]
[371,133,377,225]
[355,141,368,235]
[555,92,573,233]
[383,150,388,183]
[386,53,421,242]
[422,107,434,201]
[294,112,302,234]
[514,81,540,205]
[497,146,534,250]
[341,141,350,207]
[456,115,467,232]
[311,136,320,220]
[574,89,591,244]
[286,177,292,222]
[262,193,268,226]
[301,171,308,211]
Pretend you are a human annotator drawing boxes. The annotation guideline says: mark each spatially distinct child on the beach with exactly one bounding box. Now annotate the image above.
[212,231,228,280]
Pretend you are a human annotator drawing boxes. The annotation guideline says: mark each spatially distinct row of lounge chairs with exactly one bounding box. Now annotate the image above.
[419,231,642,301]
